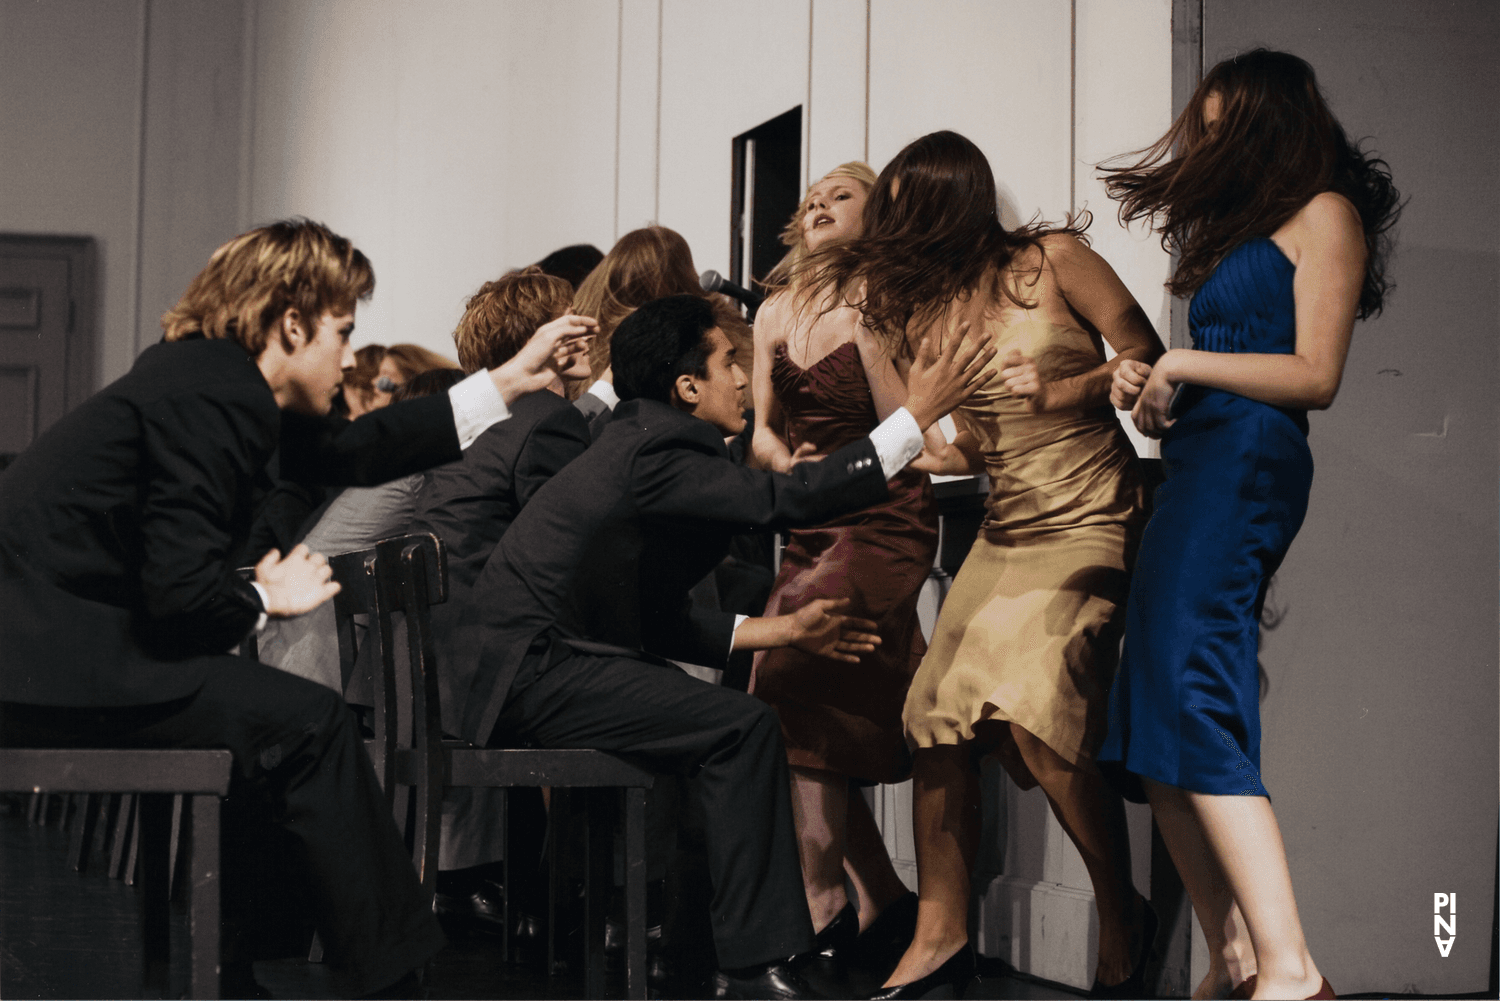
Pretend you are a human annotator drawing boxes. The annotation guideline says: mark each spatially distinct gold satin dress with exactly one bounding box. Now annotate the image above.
[903,281,1148,788]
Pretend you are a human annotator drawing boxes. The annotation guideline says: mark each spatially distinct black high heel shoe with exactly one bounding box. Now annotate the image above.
[812,900,860,960]
[1088,899,1159,999]
[852,891,919,971]
[868,943,974,1000]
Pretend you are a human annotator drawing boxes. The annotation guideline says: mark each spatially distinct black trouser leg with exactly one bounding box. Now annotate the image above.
[493,653,815,969]
[2,657,446,997]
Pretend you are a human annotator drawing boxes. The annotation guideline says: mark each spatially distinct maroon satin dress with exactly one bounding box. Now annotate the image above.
[750,340,939,783]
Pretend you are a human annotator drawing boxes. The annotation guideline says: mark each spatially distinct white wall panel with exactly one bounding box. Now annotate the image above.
[250,0,617,356]
[656,0,810,278]
[1076,0,1173,460]
[869,0,1071,227]
[807,0,870,184]
[616,0,662,238]
[1,0,146,384]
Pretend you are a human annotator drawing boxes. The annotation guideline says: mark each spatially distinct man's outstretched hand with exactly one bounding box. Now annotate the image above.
[903,320,998,431]
[489,313,598,404]
[254,544,340,618]
[732,598,882,664]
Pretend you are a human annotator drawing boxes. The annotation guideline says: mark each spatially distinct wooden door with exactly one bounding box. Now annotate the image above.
[0,237,95,470]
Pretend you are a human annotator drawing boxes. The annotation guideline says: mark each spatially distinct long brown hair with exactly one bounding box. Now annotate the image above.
[1102,49,1400,318]
[572,226,702,380]
[801,131,1086,350]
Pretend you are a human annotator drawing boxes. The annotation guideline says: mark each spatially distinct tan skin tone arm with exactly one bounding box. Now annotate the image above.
[750,293,799,472]
[1118,192,1365,435]
[1000,234,1162,412]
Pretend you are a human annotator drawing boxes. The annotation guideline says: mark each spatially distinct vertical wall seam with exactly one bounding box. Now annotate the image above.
[238,0,257,231]
[129,0,151,359]
[653,0,663,223]
[863,0,870,164]
[804,0,813,188]
[614,0,624,241]
[1069,0,1076,215]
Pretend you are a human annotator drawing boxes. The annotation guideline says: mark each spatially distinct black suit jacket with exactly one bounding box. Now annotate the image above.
[0,338,461,708]
[409,389,590,725]
[456,397,890,745]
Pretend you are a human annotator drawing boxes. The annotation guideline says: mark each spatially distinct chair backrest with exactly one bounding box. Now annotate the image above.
[327,533,448,895]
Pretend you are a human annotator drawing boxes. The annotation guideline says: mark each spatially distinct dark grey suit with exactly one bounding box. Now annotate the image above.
[454,396,890,968]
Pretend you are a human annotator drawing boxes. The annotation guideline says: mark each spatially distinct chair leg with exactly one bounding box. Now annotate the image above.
[186,794,222,1000]
[547,788,567,978]
[115,794,139,882]
[584,789,611,1001]
[168,793,185,901]
[624,786,648,1000]
[70,793,102,872]
[499,788,511,963]
[138,794,173,991]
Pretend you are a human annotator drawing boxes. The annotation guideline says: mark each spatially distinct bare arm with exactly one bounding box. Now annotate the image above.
[750,294,796,472]
[1006,235,1163,414]
[854,317,910,423]
[1132,193,1365,435]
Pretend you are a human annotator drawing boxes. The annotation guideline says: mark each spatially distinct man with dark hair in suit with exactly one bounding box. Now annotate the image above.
[0,219,592,998]
[455,294,994,999]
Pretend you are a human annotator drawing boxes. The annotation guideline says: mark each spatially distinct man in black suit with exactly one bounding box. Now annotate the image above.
[0,220,591,998]
[456,294,993,998]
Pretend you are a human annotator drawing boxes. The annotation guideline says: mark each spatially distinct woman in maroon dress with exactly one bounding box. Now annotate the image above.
[750,162,934,964]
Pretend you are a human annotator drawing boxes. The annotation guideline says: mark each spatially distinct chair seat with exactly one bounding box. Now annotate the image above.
[0,748,233,795]
[0,747,232,999]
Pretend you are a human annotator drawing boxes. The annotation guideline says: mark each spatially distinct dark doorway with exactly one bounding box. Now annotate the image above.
[729,107,802,292]
[0,236,96,470]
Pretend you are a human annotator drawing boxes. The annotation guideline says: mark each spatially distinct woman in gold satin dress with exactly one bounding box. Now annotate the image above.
[808,131,1163,998]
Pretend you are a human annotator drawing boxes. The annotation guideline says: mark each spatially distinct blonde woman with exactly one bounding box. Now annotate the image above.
[749,162,933,967]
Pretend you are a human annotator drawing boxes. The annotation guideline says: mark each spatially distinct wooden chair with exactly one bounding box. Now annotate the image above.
[0,747,233,999]
[328,533,654,1000]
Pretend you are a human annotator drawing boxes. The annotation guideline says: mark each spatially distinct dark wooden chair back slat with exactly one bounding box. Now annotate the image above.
[330,532,651,998]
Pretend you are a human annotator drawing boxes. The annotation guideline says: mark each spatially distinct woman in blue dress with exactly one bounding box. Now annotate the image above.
[1099,50,1400,1001]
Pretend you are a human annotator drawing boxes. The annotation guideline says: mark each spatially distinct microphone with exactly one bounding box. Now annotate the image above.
[700,270,764,310]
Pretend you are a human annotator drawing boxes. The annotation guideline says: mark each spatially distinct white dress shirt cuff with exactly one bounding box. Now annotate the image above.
[449,370,513,450]
[868,406,924,480]
[585,379,620,411]
[728,614,750,656]
[249,581,270,633]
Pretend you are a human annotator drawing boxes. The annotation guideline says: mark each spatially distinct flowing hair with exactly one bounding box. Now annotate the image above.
[762,161,878,289]
[571,225,703,383]
[1102,48,1401,318]
[799,131,1087,353]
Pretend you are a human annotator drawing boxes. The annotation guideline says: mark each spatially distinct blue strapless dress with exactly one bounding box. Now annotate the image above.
[1098,238,1314,802]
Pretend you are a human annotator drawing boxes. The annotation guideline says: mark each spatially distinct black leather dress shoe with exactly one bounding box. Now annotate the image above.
[868,944,974,1000]
[434,877,507,935]
[712,959,826,999]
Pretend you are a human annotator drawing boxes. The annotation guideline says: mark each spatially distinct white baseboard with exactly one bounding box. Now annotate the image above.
[974,875,1098,991]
